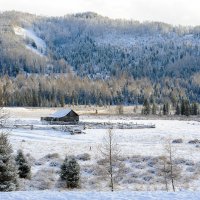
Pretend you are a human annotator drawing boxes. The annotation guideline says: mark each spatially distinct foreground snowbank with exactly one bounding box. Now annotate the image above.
[1,191,200,200]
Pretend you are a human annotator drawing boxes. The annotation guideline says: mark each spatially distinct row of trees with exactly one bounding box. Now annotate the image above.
[0,73,199,107]
[142,99,199,116]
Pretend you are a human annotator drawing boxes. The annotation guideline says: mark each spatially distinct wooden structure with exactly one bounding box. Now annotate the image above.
[41,108,79,124]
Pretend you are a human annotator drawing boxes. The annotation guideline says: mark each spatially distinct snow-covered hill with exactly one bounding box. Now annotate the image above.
[14,26,46,56]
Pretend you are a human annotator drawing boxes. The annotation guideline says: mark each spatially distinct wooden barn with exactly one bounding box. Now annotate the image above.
[41,108,79,124]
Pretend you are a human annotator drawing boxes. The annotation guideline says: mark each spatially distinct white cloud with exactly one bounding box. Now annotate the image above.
[0,0,200,26]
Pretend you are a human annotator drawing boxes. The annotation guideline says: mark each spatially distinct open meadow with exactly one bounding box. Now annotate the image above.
[1,106,200,192]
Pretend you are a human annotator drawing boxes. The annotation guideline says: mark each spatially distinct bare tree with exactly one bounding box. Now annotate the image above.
[0,107,9,128]
[98,129,121,191]
[162,138,181,192]
[160,156,169,191]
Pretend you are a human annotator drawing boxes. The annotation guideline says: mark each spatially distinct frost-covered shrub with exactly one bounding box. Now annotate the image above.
[186,167,195,172]
[82,166,95,175]
[174,158,186,165]
[143,176,153,182]
[97,158,108,165]
[129,155,143,163]
[188,139,200,144]
[147,169,156,174]
[134,164,146,169]
[185,160,195,166]
[172,139,183,144]
[122,178,135,184]
[76,153,91,161]
[49,161,60,167]
[31,169,56,190]
[34,160,44,166]
[45,153,60,159]
[147,160,157,167]
[26,153,36,165]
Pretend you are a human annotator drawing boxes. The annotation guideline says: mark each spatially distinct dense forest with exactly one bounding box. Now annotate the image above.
[0,11,200,107]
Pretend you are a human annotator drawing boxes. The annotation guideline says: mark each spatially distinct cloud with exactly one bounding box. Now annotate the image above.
[0,0,200,26]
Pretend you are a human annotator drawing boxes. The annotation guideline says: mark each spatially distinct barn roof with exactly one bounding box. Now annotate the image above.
[50,108,72,118]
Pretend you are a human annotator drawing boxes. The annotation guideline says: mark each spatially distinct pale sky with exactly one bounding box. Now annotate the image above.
[0,0,200,26]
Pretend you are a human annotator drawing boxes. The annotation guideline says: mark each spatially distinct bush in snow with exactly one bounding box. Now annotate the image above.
[76,153,91,161]
[45,153,60,159]
[15,149,31,179]
[188,139,200,144]
[31,169,56,190]
[172,139,183,144]
[0,133,18,191]
[49,161,60,167]
[60,156,80,188]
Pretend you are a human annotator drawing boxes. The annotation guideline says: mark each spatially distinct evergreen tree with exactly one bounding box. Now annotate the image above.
[175,104,180,115]
[0,133,18,191]
[60,156,80,188]
[163,103,169,115]
[142,99,151,115]
[15,150,31,179]
[191,103,198,115]
[163,104,167,115]
[181,100,186,115]
[60,156,69,181]
[180,99,190,116]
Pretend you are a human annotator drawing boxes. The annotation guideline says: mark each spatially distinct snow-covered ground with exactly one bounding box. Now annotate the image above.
[14,26,46,56]
[1,191,200,200]
[8,116,200,160]
[1,107,200,192]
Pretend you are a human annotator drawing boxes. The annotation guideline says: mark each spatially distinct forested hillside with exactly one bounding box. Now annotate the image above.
[0,11,200,106]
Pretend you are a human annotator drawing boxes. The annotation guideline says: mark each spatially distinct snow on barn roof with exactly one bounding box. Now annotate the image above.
[50,108,72,118]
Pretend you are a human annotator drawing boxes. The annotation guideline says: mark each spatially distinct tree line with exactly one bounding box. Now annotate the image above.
[0,73,198,108]
[142,99,199,116]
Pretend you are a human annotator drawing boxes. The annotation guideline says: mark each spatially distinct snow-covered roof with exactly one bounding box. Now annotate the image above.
[50,108,72,118]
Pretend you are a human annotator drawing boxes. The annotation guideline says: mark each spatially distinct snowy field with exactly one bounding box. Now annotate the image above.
[1,191,200,200]
[1,107,200,193]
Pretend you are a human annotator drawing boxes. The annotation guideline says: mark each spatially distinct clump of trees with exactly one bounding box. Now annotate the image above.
[176,100,199,116]
[142,98,199,116]
[60,156,80,188]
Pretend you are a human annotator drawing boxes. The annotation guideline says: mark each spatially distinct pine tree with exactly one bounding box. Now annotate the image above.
[0,133,18,191]
[15,150,31,179]
[60,156,80,188]
[191,103,198,115]
[142,99,151,115]
[181,99,185,115]
[60,156,69,181]
[163,103,169,115]
[184,100,190,116]
[175,104,180,115]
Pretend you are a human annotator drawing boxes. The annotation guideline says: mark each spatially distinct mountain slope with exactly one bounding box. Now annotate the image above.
[0,11,200,105]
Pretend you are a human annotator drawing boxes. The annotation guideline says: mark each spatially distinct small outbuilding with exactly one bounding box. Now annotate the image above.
[41,108,79,124]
